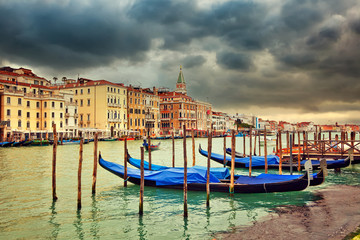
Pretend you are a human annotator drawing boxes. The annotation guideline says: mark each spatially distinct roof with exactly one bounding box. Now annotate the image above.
[177,66,185,84]
[53,79,126,89]
[0,79,52,89]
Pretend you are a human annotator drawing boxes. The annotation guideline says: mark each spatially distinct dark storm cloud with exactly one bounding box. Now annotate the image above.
[1,0,360,123]
[0,1,151,69]
[216,52,253,70]
[182,55,206,69]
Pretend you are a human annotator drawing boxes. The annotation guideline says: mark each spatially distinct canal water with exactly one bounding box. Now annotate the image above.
[0,136,359,239]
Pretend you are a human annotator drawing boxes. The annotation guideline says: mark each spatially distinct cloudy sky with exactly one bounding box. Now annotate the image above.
[1,0,360,124]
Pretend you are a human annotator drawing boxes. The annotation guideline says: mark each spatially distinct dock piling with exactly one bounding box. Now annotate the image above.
[264,129,268,173]
[183,124,188,218]
[124,137,128,187]
[172,131,175,168]
[92,133,98,194]
[192,128,195,166]
[77,138,83,210]
[139,146,144,215]
[52,124,58,201]
[249,127,252,177]
[223,135,226,167]
[206,129,212,208]
[230,130,235,196]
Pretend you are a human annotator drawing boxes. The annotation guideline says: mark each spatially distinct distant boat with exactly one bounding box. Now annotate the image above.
[31,140,50,146]
[142,140,160,151]
[12,140,27,147]
[0,141,14,147]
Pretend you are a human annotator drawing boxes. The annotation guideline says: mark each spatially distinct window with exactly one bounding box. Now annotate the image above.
[60,103,63,108]
[18,110,22,117]
[80,89,83,95]
[75,119,77,125]
[88,88,90,94]
[36,112,40,118]
[80,114,83,121]
[52,102,55,108]
[60,113,63,118]
[65,119,68,125]
[7,97,10,104]
[52,112,55,118]
[60,121,63,128]
[44,102,47,108]
[87,114,90,121]
[18,120,21,127]
[27,121,30,128]
[44,121,47,128]
[7,120,10,127]
[27,112,30,118]
[18,98,22,105]
[36,102,40,108]
[65,108,68,113]
[70,98,73,103]
[44,112,47,118]
[80,100,83,107]
[7,109,10,116]
[87,99,90,106]
[36,121,40,128]
[27,101,30,107]
[75,90,78,95]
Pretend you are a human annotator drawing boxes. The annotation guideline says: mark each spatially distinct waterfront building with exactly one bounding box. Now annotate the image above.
[0,67,68,141]
[127,86,160,137]
[60,78,128,137]
[159,67,212,136]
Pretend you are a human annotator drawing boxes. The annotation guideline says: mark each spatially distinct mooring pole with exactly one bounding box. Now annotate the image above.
[249,127,252,177]
[253,129,257,156]
[183,124,188,218]
[243,132,246,157]
[52,124,58,201]
[230,130,235,196]
[92,133,98,194]
[297,131,301,172]
[278,130,283,175]
[223,135,226,167]
[258,131,261,156]
[192,128,195,166]
[172,131,175,168]
[264,129,268,174]
[206,129,212,208]
[148,131,151,171]
[77,138,83,210]
[124,137,128,187]
[139,146,144,215]
[290,133,293,175]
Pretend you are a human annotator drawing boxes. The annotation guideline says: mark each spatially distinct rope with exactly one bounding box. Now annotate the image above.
[263,183,267,193]
[229,187,234,194]
[124,177,130,182]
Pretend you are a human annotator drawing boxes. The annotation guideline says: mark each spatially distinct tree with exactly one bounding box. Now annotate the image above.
[62,77,67,85]
[53,77,58,84]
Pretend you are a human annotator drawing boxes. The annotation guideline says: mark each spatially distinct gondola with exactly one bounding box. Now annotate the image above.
[99,154,312,193]
[142,140,160,151]
[21,140,34,146]
[225,148,250,158]
[200,144,350,170]
[126,152,326,187]
[0,141,14,147]
[31,139,50,146]
[12,140,27,147]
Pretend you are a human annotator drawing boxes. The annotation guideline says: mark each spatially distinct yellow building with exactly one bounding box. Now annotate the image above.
[0,67,68,141]
[127,86,160,137]
[61,78,128,137]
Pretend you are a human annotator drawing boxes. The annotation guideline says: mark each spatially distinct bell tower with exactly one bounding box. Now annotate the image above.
[175,65,187,95]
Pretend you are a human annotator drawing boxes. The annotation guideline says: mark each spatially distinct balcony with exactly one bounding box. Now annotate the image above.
[74,113,79,118]
[65,113,70,118]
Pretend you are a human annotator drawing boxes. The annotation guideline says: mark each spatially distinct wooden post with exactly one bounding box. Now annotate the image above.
[249,127,252,177]
[124,137,128,187]
[206,129,212,207]
[92,133,98,194]
[286,131,289,154]
[243,132,246,157]
[192,128,195,166]
[148,132,151,171]
[172,131,175,168]
[77,138,83,210]
[297,131,301,172]
[183,124,188,218]
[223,135,226,166]
[258,131,261,156]
[229,130,235,196]
[253,130,257,156]
[276,132,279,155]
[52,124,58,201]
[278,130,283,175]
[264,129,268,173]
[290,133,293,175]
[139,146,144,215]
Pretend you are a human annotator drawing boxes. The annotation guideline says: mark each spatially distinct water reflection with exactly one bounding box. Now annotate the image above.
[74,210,85,240]
[90,195,100,239]
[49,201,60,239]
[183,216,189,240]
[137,215,147,240]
